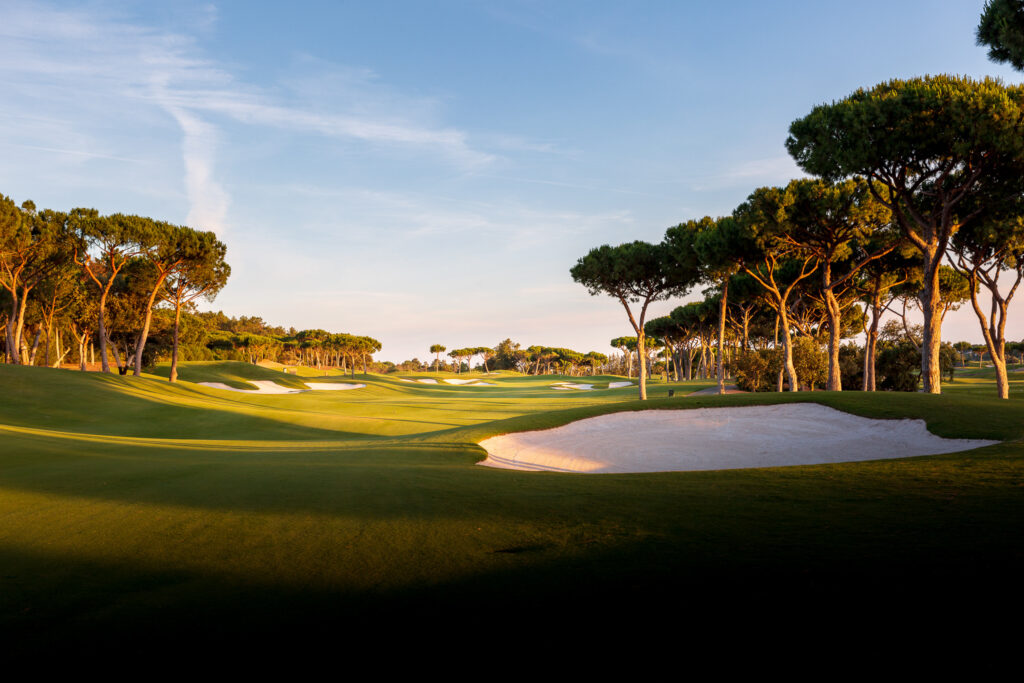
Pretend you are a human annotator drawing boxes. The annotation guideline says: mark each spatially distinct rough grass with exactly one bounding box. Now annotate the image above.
[1,361,1021,653]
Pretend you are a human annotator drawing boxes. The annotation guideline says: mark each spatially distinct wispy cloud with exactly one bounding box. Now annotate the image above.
[0,1,497,232]
[690,156,809,191]
[1,142,144,164]
[272,183,635,246]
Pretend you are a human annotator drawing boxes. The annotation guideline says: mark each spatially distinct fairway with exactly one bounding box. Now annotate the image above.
[2,361,1023,651]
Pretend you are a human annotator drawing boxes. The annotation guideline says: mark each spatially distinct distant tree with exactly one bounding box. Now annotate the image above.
[492,338,523,371]
[953,341,973,368]
[609,336,636,378]
[858,243,917,391]
[948,204,1024,398]
[978,0,1024,71]
[165,230,229,382]
[669,217,733,393]
[572,241,695,400]
[0,198,72,364]
[429,344,446,372]
[71,210,143,373]
[475,346,494,372]
[584,351,608,375]
[773,178,896,391]
[727,190,820,391]
[787,75,1024,393]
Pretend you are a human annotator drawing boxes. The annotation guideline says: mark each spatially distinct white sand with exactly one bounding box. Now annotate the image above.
[608,381,634,389]
[416,378,439,384]
[198,380,305,394]
[198,380,366,393]
[551,382,594,391]
[304,382,366,390]
[478,403,997,474]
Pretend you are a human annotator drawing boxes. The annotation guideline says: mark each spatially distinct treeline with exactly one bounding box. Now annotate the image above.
[401,340,609,376]
[573,75,1024,400]
[173,313,382,376]
[0,195,381,381]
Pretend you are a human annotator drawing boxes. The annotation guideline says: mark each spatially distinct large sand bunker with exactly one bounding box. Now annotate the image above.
[478,404,997,473]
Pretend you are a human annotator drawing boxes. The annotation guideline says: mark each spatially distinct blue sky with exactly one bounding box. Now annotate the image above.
[1,1,1020,361]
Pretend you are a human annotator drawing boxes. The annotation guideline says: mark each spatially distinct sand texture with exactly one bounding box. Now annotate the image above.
[478,404,998,473]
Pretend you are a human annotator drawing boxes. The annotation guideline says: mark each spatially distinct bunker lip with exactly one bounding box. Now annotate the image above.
[477,403,999,474]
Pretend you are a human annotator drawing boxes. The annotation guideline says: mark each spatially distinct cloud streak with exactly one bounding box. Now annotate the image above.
[0,1,496,232]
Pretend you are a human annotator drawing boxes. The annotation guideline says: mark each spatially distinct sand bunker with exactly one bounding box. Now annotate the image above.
[443,378,497,386]
[608,381,634,389]
[198,380,365,393]
[304,383,366,390]
[198,380,304,394]
[551,382,594,391]
[478,404,997,473]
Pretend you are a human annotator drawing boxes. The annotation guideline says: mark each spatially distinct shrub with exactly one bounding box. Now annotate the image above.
[877,342,920,391]
[729,350,774,392]
[791,336,827,390]
[839,343,864,390]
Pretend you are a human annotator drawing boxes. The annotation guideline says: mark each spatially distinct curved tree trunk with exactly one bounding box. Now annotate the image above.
[132,275,168,376]
[779,308,798,391]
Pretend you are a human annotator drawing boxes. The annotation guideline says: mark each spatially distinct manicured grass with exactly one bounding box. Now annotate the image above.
[1,361,1021,652]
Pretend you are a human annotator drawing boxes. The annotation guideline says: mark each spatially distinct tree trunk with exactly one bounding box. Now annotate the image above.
[133,276,168,376]
[97,284,113,373]
[824,288,842,391]
[637,334,648,400]
[5,313,16,365]
[170,304,182,383]
[26,329,42,366]
[919,258,943,393]
[967,274,1011,400]
[7,291,31,365]
[774,313,784,392]
[864,293,882,392]
[717,279,728,395]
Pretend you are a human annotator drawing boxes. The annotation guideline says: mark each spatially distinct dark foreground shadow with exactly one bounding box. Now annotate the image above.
[4,532,1021,663]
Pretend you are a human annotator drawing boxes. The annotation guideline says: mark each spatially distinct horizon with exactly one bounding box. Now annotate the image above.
[2,0,1021,363]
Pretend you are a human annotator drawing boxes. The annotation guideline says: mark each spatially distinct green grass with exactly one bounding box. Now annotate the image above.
[1,361,1021,652]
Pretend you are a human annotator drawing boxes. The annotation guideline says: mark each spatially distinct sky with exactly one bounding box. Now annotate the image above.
[1,0,1021,362]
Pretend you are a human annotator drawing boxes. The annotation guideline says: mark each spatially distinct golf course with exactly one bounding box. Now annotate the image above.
[2,360,1022,651]
[6,0,1024,658]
